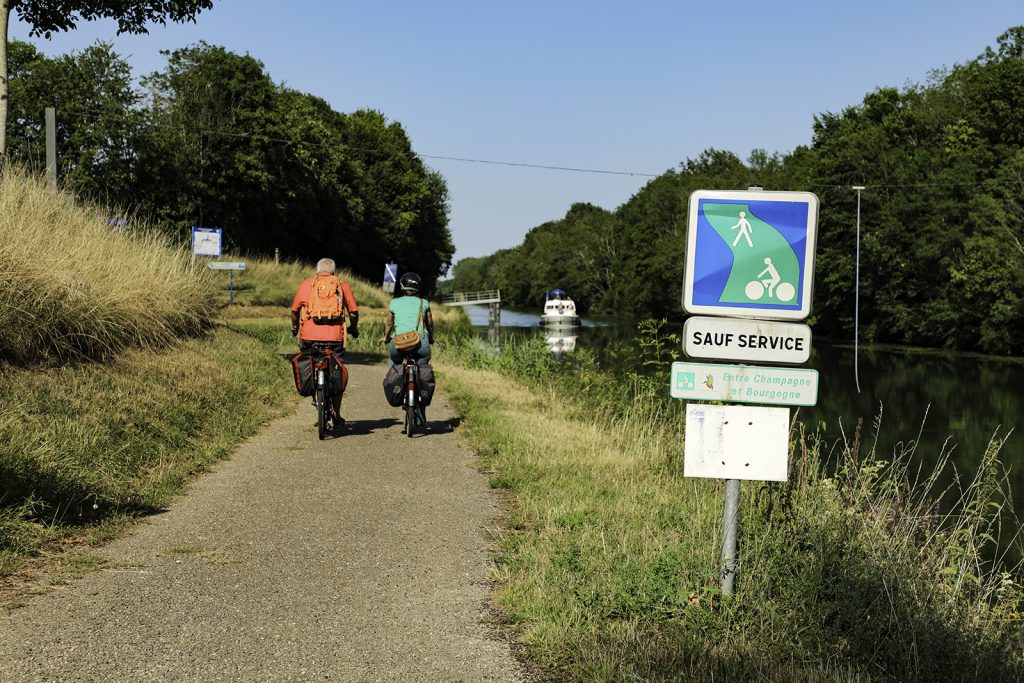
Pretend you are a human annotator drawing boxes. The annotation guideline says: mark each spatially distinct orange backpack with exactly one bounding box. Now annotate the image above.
[306,274,345,323]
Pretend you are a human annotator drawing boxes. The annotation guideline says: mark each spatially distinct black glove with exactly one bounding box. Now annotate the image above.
[291,325,299,337]
[349,326,359,339]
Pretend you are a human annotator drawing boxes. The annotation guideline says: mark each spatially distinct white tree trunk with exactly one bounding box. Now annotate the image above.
[0,1,10,160]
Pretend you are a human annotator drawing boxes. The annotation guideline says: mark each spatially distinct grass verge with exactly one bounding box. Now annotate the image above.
[437,332,1024,681]
[0,325,293,585]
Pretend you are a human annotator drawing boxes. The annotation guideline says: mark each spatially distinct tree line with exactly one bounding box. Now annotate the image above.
[450,28,1024,355]
[4,39,454,288]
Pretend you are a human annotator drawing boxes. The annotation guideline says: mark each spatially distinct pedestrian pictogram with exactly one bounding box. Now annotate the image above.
[730,211,753,247]
[683,190,818,320]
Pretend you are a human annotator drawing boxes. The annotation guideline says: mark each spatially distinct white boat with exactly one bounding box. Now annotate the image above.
[540,289,580,327]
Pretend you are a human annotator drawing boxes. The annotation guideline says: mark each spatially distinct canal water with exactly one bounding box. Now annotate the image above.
[462,304,1024,538]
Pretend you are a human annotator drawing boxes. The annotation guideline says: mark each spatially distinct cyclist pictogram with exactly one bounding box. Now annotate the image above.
[745,257,796,302]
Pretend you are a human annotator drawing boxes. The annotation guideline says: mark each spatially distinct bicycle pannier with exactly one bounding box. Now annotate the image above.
[291,352,347,396]
[383,365,404,406]
[290,353,315,396]
[328,354,349,396]
[307,274,344,323]
[417,364,436,406]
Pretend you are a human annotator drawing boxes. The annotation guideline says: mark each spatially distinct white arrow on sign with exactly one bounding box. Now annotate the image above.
[683,316,811,364]
[207,261,246,270]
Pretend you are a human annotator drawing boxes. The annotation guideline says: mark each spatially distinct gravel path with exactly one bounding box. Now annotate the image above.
[0,358,525,682]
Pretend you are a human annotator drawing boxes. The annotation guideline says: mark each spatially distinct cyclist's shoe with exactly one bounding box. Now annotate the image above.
[332,416,345,435]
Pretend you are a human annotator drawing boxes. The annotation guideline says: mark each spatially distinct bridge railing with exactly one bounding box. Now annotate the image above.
[439,289,501,306]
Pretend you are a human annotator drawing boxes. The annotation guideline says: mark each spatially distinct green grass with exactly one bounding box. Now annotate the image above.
[0,325,294,584]
[1,326,293,513]
[227,257,391,309]
[437,332,1024,681]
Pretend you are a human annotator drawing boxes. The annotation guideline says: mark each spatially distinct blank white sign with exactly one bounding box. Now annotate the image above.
[684,404,790,481]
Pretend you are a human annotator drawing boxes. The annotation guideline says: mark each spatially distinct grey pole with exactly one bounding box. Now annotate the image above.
[852,186,865,394]
[488,301,501,346]
[45,107,57,190]
[717,185,767,598]
[720,478,741,597]
[274,247,280,265]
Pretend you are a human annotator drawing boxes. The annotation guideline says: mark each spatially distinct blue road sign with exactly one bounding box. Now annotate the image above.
[383,262,398,283]
[191,226,222,258]
[683,190,818,320]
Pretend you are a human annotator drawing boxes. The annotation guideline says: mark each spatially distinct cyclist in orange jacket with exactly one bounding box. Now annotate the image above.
[291,258,359,424]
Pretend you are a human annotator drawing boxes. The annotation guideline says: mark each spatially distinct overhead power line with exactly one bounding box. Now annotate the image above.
[43,109,1005,189]
[416,154,660,178]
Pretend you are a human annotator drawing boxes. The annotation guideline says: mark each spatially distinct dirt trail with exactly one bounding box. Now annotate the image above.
[0,359,525,682]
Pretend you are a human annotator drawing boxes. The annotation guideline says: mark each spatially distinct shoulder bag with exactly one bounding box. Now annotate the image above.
[394,299,425,353]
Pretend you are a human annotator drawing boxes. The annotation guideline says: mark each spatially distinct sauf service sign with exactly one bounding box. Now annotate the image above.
[683,190,819,320]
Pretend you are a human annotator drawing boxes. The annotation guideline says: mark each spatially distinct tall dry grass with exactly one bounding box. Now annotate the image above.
[0,169,218,364]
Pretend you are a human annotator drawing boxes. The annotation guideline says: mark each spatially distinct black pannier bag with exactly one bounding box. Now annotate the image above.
[328,355,348,396]
[383,364,404,407]
[292,352,348,397]
[291,352,315,396]
[417,364,436,406]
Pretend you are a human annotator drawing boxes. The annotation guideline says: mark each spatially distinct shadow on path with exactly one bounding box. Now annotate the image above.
[344,417,401,435]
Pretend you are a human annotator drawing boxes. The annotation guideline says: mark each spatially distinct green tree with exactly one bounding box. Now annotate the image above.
[134,43,281,246]
[1,0,214,157]
[5,39,139,202]
[341,109,453,289]
[134,44,452,285]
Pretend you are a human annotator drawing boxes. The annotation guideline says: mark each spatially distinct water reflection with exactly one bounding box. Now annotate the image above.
[545,331,578,360]
[803,344,1023,512]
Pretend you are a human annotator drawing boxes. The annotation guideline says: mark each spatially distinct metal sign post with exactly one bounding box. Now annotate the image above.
[721,479,740,596]
[208,261,246,303]
[45,107,57,190]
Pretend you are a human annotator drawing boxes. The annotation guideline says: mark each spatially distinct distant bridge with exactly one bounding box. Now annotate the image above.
[439,290,502,341]
[439,290,501,306]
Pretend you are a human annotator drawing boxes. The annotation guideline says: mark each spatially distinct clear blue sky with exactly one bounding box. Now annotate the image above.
[10,1,1023,264]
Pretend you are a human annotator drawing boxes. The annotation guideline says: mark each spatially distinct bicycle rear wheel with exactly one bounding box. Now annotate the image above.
[316,387,328,440]
[405,403,416,437]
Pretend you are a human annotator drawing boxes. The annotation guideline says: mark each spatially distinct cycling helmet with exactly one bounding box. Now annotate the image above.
[399,272,422,295]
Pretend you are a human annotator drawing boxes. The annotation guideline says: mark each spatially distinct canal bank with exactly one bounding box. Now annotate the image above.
[436,333,1024,681]
[459,305,1024,531]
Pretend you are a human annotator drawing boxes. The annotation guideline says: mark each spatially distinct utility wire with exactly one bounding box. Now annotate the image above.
[415,154,659,178]
[44,109,1008,188]
[56,110,661,177]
